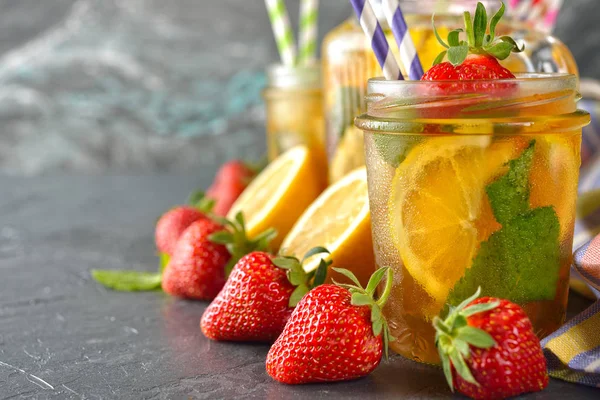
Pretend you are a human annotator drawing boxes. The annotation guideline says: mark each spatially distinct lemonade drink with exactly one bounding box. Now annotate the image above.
[264,65,328,189]
[356,74,590,364]
[323,0,578,183]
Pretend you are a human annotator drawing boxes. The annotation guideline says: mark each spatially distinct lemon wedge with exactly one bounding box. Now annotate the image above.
[281,167,375,286]
[228,146,323,250]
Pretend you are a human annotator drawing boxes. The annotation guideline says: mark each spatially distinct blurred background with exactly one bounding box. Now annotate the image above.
[0,0,597,175]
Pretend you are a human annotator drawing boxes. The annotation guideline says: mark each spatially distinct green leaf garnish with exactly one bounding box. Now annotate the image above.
[273,246,332,307]
[301,246,330,263]
[447,141,561,305]
[463,11,475,45]
[92,270,162,291]
[433,287,499,392]
[447,45,470,66]
[473,2,487,48]
[432,50,448,67]
[208,212,277,276]
[488,2,505,42]
[333,266,395,359]
[485,41,517,60]
[289,284,310,307]
[456,326,496,348]
[431,2,523,66]
[187,190,215,214]
[432,14,449,49]
[447,29,463,47]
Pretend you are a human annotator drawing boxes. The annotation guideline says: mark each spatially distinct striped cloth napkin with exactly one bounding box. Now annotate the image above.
[541,81,600,387]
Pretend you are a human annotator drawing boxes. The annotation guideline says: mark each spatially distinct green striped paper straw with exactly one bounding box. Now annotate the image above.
[265,0,297,66]
[298,0,319,65]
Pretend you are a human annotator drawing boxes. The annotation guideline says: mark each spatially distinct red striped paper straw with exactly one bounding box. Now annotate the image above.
[350,0,403,80]
[382,0,424,80]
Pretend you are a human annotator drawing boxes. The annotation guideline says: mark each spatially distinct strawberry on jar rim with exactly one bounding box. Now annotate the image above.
[266,267,394,384]
[433,287,549,400]
[200,247,330,342]
[422,2,523,83]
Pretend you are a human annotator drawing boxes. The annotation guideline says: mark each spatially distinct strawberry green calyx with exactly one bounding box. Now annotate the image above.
[332,266,394,359]
[188,189,216,214]
[208,212,277,276]
[273,247,331,307]
[433,287,499,392]
[432,2,524,67]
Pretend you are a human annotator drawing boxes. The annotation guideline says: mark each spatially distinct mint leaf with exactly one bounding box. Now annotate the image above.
[485,141,535,225]
[92,270,162,291]
[447,141,561,305]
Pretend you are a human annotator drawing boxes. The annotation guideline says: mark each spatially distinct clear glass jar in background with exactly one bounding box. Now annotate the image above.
[263,65,328,190]
[355,74,590,364]
[322,0,579,183]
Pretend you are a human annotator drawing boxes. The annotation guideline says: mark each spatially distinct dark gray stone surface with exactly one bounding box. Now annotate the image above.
[0,174,598,399]
[0,0,597,174]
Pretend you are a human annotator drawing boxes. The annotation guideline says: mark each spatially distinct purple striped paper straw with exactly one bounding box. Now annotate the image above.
[382,0,424,80]
[350,0,402,80]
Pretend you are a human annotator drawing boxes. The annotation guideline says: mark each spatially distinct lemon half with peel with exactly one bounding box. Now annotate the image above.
[281,167,375,287]
[390,137,529,315]
[228,146,323,251]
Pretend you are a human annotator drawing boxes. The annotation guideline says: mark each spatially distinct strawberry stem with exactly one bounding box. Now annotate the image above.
[375,268,393,309]
[208,212,278,276]
[272,247,331,307]
[188,190,216,214]
[433,287,499,392]
[333,266,395,360]
[432,2,523,67]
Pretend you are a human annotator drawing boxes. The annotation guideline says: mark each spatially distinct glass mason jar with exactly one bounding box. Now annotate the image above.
[355,74,590,364]
[322,0,579,184]
[263,64,328,189]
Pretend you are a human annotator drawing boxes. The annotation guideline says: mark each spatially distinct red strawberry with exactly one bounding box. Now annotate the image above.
[266,267,393,384]
[207,160,255,216]
[162,219,230,300]
[162,212,275,301]
[422,54,515,81]
[419,2,523,117]
[421,3,521,84]
[200,248,330,342]
[155,191,215,256]
[434,288,549,400]
[155,206,207,256]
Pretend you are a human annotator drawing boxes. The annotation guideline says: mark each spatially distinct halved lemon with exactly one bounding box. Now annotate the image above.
[228,146,323,250]
[390,137,528,315]
[281,167,375,286]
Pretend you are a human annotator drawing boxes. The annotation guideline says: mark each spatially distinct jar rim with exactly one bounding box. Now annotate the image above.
[266,63,322,89]
[367,73,577,91]
[355,111,591,136]
[356,73,590,135]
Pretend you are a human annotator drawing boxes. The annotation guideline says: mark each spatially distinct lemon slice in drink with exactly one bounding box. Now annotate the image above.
[281,168,375,286]
[390,137,528,313]
[228,146,323,250]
